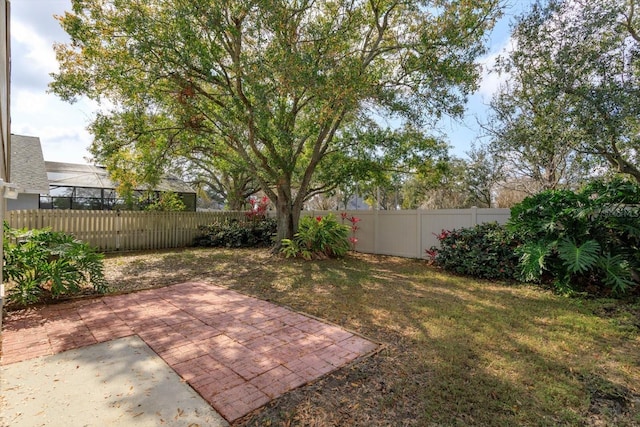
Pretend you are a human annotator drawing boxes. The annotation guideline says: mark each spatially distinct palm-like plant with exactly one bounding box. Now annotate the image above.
[3,225,108,306]
[508,178,640,295]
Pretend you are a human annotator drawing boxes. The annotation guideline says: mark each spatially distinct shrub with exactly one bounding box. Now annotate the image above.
[508,178,640,295]
[3,224,108,307]
[143,191,187,211]
[281,214,350,260]
[428,222,519,280]
[194,217,277,248]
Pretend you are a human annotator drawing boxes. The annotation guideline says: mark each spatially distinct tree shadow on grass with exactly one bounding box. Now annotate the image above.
[232,255,640,426]
[5,249,639,426]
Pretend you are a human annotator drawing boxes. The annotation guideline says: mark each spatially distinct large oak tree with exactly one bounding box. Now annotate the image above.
[485,0,640,187]
[51,0,500,241]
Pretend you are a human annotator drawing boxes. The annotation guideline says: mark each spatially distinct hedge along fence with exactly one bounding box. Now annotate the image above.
[6,210,249,252]
[6,207,511,257]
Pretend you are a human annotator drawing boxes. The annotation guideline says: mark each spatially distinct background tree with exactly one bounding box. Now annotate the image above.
[142,191,187,211]
[50,0,500,242]
[484,0,640,185]
[464,145,502,207]
[328,122,451,210]
[400,146,500,209]
[174,147,260,211]
[401,157,472,209]
[484,76,591,192]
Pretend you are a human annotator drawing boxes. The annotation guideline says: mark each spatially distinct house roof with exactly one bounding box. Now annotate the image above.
[10,134,50,194]
[45,161,195,194]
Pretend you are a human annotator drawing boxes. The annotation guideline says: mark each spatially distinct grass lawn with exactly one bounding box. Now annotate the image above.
[102,248,640,426]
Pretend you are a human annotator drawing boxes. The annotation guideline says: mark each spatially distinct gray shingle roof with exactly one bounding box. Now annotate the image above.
[10,134,50,194]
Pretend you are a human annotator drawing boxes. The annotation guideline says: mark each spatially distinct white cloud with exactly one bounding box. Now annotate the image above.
[10,0,95,165]
[475,36,516,101]
[11,92,97,164]
[12,89,50,114]
[12,19,59,76]
[13,119,93,164]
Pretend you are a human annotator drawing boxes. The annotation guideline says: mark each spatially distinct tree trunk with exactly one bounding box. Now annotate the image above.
[227,192,245,211]
[273,184,301,250]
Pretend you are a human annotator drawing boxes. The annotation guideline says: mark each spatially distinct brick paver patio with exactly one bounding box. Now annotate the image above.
[0,282,378,422]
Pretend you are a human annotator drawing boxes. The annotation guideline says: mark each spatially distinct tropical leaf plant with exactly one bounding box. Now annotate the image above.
[557,239,600,275]
[3,224,108,306]
[597,254,635,295]
[280,214,350,260]
[508,179,640,295]
[517,241,551,283]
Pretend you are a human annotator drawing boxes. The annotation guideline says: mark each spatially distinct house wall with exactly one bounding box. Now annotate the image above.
[7,193,40,211]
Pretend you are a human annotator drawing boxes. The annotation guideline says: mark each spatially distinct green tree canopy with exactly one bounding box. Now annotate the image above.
[174,144,261,211]
[485,0,640,186]
[401,152,495,209]
[51,0,500,241]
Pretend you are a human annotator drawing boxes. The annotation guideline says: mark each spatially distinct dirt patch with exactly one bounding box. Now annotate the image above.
[579,373,640,426]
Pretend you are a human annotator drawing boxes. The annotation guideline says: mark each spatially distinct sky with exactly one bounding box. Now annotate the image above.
[11,0,533,165]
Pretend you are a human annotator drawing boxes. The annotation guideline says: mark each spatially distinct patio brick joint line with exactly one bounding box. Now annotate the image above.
[0,281,379,423]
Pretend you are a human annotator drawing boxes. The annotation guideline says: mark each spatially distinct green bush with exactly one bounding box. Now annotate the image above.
[194,217,276,248]
[3,224,109,307]
[428,178,639,296]
[508,178,640,295]
[427,222,519,280]
[142,191,187,211]
[281,214,350,260]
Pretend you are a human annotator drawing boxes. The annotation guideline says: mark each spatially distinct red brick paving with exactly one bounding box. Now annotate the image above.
[0,282,378,422]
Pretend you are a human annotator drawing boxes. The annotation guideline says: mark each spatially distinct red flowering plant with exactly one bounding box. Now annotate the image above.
[341,213,361,251]
[426,229,450,264]
[246,196,270,221]
[424,248,438,264]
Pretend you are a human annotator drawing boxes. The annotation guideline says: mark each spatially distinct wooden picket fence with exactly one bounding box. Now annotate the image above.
[6,210,249,252]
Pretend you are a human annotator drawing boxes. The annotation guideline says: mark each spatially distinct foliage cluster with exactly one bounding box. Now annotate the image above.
[431,179,640,295]
[194,218,276,249]
[510,179,640,295]
[484,0,640,188]
[281,214,350,260]
[51,0,499,242]
[3,225,108,306]
[427,222,519,280]
[142,191,187,211]
[194,197,274,248]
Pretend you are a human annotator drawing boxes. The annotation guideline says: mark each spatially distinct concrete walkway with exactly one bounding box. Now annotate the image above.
[2,335,229,426]
[1,282,378,423]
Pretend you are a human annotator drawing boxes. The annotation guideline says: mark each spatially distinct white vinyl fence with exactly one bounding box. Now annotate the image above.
[7,207,510,257]
[303,207,511,259]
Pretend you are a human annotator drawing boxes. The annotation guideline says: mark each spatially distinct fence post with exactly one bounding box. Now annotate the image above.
[471,206,478,226]
[374,205,379,254]
[115,210,121,251]
[416,210,422,258]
